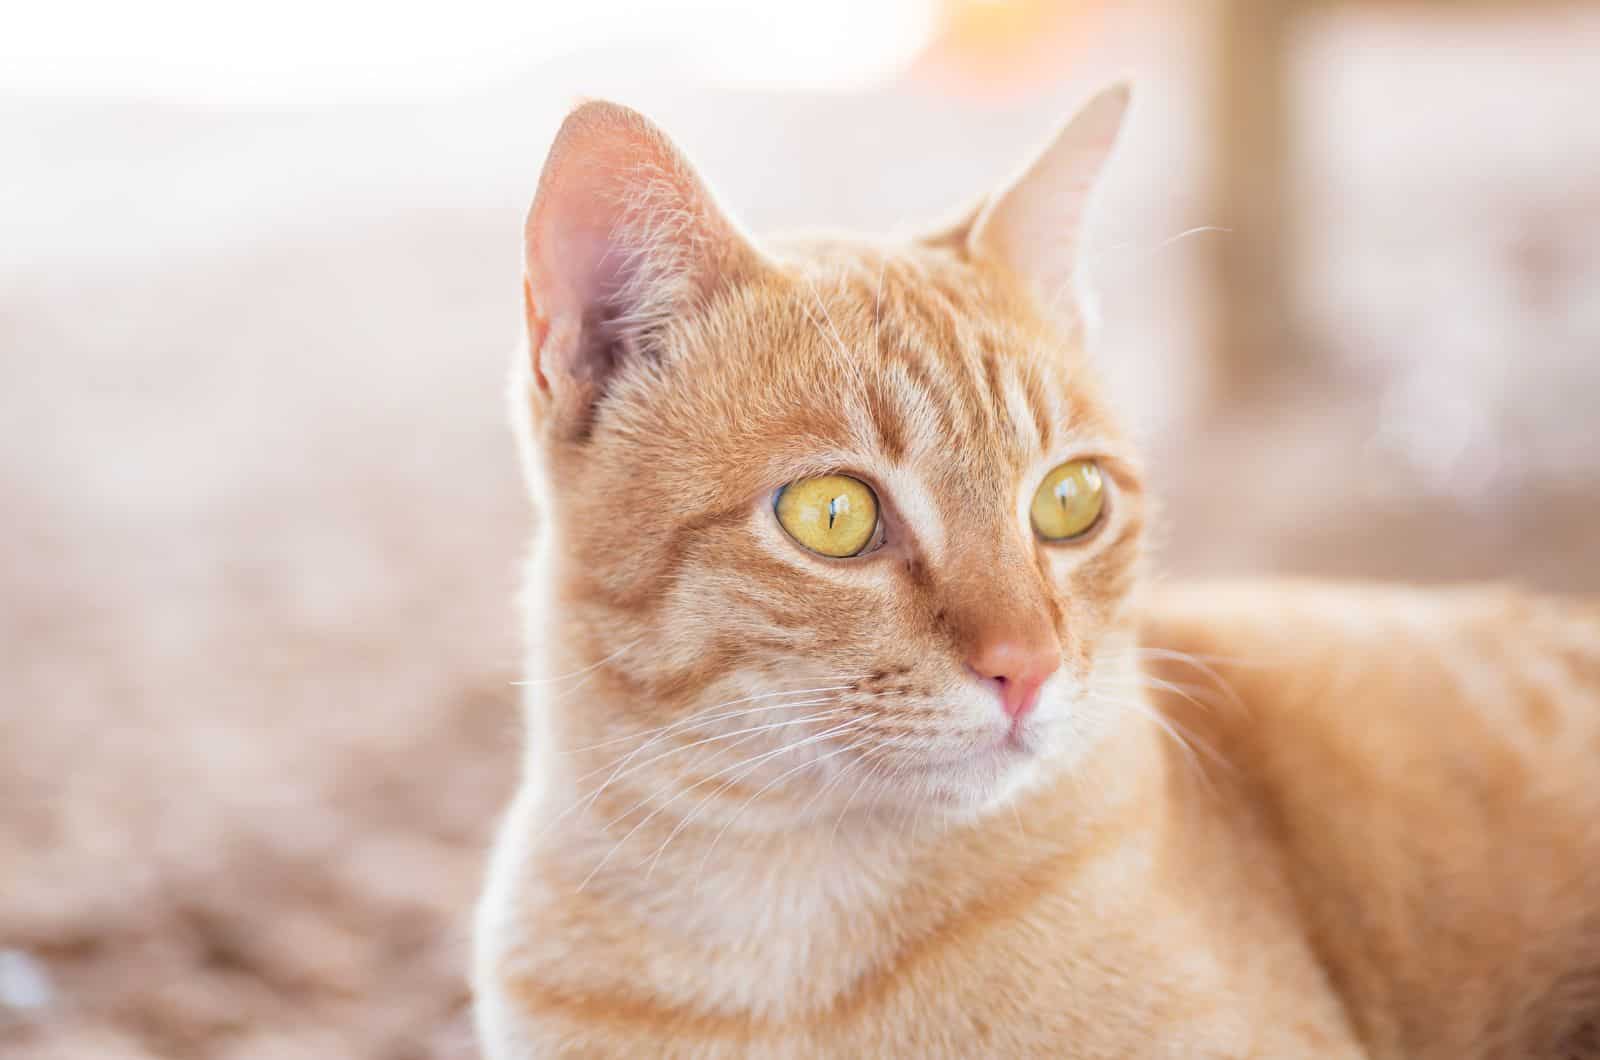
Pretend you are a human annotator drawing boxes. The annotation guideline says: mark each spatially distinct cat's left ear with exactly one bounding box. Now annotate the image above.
[967,82,1132,326]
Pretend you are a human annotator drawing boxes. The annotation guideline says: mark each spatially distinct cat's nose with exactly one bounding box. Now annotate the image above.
[966,631,1060,722]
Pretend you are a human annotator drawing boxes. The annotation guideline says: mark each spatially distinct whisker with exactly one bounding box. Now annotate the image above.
[1098,673,1225,714]
[904,770,927,844]
[511,636,643,688]
[694,734,867,882]
[831,745,891,844]
[863,755,908,842]
[1130,643,1301,673]
[1092,226,1233,292]
[570,689,902,789]
[572,704,851,807]
[1089,692,1229,790]
[577,717,868,893]
[643,723,876,877]
[801,275,871,395]
[558,682,860,755]
[535,704,853,842]
[1130,647,1251,708]
[792,730,877,821]
[556,687,902,841]
[659,727,876,884]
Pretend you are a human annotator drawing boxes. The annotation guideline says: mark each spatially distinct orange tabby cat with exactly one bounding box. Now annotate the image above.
[474,86,1600,1058]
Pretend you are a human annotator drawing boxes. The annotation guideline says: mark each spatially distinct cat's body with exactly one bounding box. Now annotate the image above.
[475,91,1600,1058]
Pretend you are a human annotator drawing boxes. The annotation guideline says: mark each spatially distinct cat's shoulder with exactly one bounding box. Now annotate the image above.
[1135,579,1600,1060]
[1133,576,1600,752]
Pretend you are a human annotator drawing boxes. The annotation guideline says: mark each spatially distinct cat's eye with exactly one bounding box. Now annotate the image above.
[775,474,880,558]
[1030,459,1105,542]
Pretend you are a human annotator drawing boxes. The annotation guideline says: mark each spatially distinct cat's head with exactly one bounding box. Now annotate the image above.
[518,87,1143,823]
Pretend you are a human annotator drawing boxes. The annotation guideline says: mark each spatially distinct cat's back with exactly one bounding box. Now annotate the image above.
[1139,580,1600,1060]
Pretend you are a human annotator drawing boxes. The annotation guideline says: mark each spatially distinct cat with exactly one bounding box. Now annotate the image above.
[473,85,1600,1058]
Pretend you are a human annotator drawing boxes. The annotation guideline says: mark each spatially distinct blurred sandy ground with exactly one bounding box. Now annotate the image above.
[3,4,1598,1056]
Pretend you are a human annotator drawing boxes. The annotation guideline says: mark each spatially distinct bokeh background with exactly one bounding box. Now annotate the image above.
[4,0,1598,1055]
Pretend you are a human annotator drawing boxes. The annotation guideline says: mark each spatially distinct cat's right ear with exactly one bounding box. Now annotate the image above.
[522,101,759,437]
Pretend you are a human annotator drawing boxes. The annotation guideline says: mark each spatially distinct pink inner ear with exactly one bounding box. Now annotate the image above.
[542,187,629,302]
[525,150,641,395]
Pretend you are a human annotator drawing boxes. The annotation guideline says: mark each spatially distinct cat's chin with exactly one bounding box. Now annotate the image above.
[886,736,1054,819]
[856,692,1115,822]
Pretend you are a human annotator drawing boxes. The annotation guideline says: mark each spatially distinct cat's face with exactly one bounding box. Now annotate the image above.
[521,90,1142,821]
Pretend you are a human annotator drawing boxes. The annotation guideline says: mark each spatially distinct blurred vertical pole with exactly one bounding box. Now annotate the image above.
[1205,0,1300,401]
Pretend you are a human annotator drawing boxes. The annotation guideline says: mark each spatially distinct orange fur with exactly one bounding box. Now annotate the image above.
[475,90,1600,1058]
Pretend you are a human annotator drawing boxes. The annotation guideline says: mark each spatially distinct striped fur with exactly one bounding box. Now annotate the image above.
[476,96,1600,1059]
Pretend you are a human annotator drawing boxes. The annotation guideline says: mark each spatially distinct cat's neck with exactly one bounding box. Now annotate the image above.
[519,700,1172,1017]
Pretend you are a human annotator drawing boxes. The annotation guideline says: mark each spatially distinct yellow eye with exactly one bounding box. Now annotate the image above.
[775,474,880,558]
[1030,460,1105,541]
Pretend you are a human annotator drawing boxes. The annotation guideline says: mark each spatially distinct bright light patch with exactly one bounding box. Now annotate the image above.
[1,0,937,103]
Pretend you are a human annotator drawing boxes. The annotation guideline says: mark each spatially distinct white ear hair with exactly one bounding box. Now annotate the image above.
[968,83,1132,330]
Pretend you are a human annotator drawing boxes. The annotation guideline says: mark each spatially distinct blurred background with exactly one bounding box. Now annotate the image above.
[3,0,1598,1056]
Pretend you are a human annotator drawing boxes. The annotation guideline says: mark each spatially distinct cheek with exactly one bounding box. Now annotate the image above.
[1077,521,1143,617]
[1036,545,1140,672]
[658,533,894,670]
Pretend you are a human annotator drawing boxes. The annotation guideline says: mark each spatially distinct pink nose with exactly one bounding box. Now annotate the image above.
[967,635,1060,722]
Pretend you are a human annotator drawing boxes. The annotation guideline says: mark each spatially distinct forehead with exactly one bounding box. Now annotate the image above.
[653,242,1118,504]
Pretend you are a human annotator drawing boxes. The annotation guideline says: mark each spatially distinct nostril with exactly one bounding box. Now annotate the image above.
[965,638,1059,722]
[967,668,1043,721]
[966,656,1056,723]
